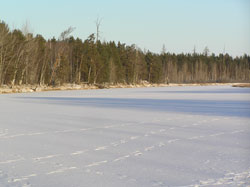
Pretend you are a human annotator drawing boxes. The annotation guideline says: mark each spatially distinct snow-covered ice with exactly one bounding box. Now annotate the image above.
[0,85,249,187]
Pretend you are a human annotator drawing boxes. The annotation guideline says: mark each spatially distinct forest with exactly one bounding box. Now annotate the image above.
[0,20,249,87]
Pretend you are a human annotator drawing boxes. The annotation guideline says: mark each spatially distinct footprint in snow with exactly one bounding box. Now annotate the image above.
[159,129,166,132]
[70,150,88,155]
[46,167,77,175]
[10,174,37,182]
[33,154,61,161]
[152,181,164,186]
[95,146,108,151]
[118,174,128,179]
[167,139,180,143]
[85,160,108,168]
[130,136,139,140]
[95,171,104,175]
[158,142,165,147]
[113,155,130,162]
[110,142,119,147]
[0,158,24,165]
[144,146,155,151]
[133,151,143,156]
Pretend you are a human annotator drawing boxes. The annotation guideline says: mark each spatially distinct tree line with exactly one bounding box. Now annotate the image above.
[0,20,249,86]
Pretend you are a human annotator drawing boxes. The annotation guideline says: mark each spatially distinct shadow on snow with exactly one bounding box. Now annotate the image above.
[19,97,250,118]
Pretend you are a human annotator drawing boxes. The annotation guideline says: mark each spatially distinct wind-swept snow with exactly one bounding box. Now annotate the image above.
[0,86,249,186]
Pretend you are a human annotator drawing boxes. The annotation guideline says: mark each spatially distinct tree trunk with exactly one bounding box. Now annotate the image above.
[88,66,91,83]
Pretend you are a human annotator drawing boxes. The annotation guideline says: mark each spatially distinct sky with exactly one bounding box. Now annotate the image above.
[0,0,249,56]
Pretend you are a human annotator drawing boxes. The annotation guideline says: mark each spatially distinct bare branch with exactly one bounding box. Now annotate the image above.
[95,17,102,42]
[59,26,75,41]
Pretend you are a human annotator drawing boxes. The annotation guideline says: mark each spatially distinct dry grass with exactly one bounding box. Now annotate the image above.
[1,82,246,94]
[232,83,250,88]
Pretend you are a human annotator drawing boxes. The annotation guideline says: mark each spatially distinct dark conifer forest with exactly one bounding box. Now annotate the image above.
[0,21,249,86]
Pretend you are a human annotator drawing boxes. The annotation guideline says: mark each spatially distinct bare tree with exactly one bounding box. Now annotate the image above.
[95,17,102,43]
[22,20,32,37]
[0,22,10,85]
[193,45,196,56]
[49,27,75,85]
[59,26,75,41]
[161,44,166,55]
[203,46,209,56]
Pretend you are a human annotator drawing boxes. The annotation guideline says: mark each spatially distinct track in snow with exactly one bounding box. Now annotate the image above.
[0,86,249,186]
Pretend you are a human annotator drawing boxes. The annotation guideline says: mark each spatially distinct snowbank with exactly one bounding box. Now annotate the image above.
[0,82,243,94]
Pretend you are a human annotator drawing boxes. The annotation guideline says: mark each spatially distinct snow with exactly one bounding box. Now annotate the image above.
[0,85,250,187]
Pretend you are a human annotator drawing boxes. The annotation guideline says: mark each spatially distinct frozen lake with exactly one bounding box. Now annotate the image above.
[0,86,250,187]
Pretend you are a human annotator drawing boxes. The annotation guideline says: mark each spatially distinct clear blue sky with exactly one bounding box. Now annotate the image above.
[0,0,249,56]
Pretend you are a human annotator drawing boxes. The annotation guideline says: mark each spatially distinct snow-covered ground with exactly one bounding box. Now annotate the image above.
[0,85,249,187]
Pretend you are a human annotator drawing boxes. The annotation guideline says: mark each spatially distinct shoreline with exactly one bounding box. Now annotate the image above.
[0,82,249,94]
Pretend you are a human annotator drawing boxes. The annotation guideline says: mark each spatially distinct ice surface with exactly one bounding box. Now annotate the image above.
[0,86,250,186]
